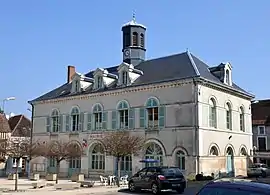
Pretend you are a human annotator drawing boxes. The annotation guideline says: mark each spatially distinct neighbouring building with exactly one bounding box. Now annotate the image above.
[29,17,254,178]
[0,113,31,176]
[251,99,270,166]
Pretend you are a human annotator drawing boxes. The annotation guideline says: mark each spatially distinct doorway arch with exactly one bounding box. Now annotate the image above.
[226,146,234,176]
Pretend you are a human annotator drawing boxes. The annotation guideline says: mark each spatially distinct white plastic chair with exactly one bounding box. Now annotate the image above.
[120,175,128,185]
[100,175,108,186]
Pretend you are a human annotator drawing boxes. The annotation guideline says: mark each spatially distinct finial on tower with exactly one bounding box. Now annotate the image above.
[132,11,136,22]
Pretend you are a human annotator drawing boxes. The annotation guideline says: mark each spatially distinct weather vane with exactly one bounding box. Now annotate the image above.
[132,10,136,22]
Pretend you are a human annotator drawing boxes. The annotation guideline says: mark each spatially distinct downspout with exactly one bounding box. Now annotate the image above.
[193,78,200,174]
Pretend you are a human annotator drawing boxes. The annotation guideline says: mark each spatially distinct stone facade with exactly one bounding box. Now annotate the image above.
[30,78,252,178]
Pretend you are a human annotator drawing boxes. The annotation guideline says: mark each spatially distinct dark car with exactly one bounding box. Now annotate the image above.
[196,178,270,195]
[128,166,186,194]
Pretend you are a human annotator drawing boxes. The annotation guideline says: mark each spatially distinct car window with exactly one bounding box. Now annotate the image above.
[146,167,157,176]
[137,168,147,176]
[197,187,266,195]
[261,164,268,168]
[161,168,183,176]
[249,164,261,168]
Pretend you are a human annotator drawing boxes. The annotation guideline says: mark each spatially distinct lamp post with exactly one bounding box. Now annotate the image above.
[2,97,16,114]
[27,107,33,178]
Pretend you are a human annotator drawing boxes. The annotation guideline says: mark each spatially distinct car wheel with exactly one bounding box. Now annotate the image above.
[151,183,160,195]
[128,181,135,192]
[176,187,184,194]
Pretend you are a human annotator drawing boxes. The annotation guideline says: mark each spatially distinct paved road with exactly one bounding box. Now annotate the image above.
[98,186,201,195]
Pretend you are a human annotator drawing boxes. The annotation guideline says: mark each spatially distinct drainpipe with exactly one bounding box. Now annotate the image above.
[193,78,200,174]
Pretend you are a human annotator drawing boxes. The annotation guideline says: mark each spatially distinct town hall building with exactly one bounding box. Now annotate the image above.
[29,17,254,178]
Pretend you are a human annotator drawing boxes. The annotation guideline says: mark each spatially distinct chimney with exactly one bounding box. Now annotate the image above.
[67,65,75,83]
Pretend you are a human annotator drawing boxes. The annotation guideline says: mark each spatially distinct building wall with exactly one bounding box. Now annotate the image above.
[198,84,252,176]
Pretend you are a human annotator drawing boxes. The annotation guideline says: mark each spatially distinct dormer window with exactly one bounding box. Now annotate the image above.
[122,71,128,85]
[225,69,230,84]
[97,76,103,89]
[75,80,80,92]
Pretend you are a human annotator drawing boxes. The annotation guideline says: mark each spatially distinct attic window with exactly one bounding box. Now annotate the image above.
[122,71,128,85]
[75,80,80,92]
[225,69,230,84]
[97,76,103,89]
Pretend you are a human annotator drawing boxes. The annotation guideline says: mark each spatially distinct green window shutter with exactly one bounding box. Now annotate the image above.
[158,106,165,128]
[112,110,117,130]
[139,108,146,128]
[59,115,63,132]
[62,115,66,132]
[102,112,108,130]
[46,117,51,132]
[66,115,70,132]
[128,108,135,129]
[87,113,92,131]
[79,112,84,131]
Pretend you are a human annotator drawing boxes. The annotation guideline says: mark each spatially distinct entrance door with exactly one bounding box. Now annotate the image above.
[226,147,234,177]
[68,158,81,177]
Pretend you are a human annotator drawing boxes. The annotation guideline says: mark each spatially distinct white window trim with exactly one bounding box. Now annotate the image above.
[258,126,266,135]
[257,136,267,151]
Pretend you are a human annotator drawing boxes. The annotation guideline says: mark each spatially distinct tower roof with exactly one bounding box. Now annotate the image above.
[122,14,146,29]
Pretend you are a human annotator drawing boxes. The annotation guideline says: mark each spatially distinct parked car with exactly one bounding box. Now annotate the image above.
[128,166,186,194]
[247,163,270,178]
[196,178,270,195]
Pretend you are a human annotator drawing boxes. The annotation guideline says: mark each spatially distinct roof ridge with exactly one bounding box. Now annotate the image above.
[186,51,200,76]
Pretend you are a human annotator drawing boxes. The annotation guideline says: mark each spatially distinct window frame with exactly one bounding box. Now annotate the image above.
[258,126,266,135]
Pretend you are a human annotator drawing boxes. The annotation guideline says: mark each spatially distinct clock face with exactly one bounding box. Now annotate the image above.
[124,49,130,57]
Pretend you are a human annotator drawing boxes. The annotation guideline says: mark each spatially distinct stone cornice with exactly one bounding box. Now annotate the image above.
[195,77,254,100]
[31,79,194,105]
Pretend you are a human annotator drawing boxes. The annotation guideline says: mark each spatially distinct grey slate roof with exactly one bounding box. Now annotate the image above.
[30,51,252,103]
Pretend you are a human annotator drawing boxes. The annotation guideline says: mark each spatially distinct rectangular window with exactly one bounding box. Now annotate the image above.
[52,117,59,132]
[94,113,102,130]
[226,110,231,129]
[147,107,158,128]
[258,136,267,151]
[120,156,132,172]
[240,113,244,131]
[258,126,265,135]
[119,110,129,129]
[122,72,128,85]
[97,76,102,88]
[209,107,217,128]
[72,115,79,131]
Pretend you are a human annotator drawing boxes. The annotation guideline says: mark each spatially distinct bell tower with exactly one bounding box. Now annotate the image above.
[122,14,146,66]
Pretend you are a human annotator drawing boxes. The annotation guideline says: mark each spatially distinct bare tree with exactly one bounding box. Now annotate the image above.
[0,137,40,191]
[102,131,145,186]
[38,140,83,184]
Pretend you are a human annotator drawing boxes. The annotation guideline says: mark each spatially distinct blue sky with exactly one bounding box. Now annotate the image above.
[0,1,269,118]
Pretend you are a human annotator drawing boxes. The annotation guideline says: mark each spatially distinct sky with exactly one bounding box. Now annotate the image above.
[0,0,269,118]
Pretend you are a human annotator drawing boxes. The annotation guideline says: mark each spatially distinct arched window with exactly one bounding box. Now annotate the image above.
[146,98,159,128]
[225,69,230,84]
[240,147,247,156]
[91,143,105,170]
[226,102,232,130]
[140,33,144,47]
[176,151,185,170]
[71,107,79,131]
[117,101,129,129]
[240,107,245,131]
[209,98,217,128]
[145,143,163,167]
[51,109,59,132]
[122,71,128,85]
[93,104,103,130]
[132,32,138,46]
[210,146,219,156]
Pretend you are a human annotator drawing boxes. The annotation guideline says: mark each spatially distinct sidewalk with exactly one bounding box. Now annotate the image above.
[0,178,127,195]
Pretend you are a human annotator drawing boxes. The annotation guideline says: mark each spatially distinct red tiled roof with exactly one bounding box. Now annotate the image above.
[0,114,11,133]
[252,99,270,125]
[8,115,31,137]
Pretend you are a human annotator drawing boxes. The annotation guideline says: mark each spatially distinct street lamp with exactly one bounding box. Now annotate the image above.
[2,97,16,114]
